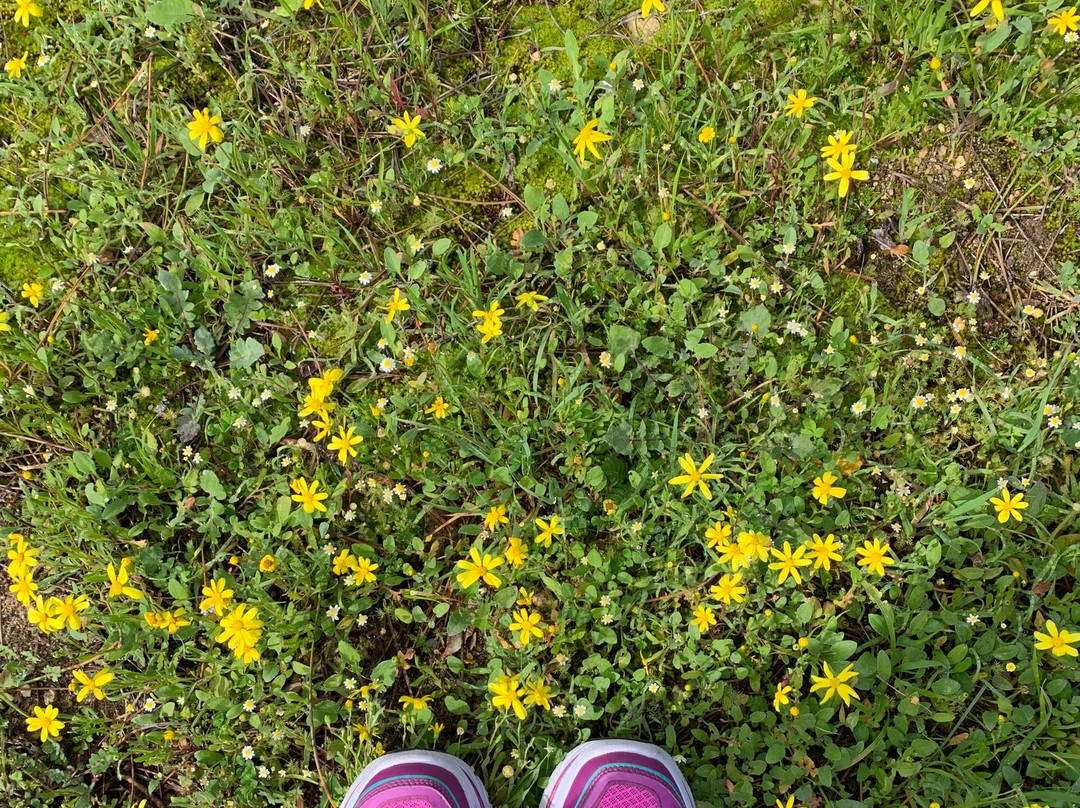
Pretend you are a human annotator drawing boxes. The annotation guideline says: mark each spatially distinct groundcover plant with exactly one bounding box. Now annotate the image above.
[1,0,1079,806]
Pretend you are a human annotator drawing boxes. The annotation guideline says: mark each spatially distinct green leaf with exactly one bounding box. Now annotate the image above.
[146,0,194,27]
[564,30,580,76]
[979,21,1012,53]
[338,640,362,666]
[927,296,946,317]
[199,469,226,500]
[693,343,718,360]
[603,422,633,456]
[229,337,264,369]
[653,222,672,251]
[431,237,452,257]
[608,324,640,357]
[523,185,545,213]
[167,578,191,601]
[552,194,570,221]
[739,305,771,334]
[519,229,547,250]
[642,336,674,358]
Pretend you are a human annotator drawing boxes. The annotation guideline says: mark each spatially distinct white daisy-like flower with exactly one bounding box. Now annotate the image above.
[105,399,118,412]
[851,401,866,415]
[144,699,156,712]
[265,263,281,278]
[426,158,443,174]
[953,346,967,359]
[781,243,795,255]
[379,357,396,373]
[599,351,613,369]
[964,178,975,189]
[911,395,929,410]
[241,746,255,760]
[410,238,423,252]
[144,25,156,37]
[548,78,561,92]
[574,704,587,718]
[244,699,256,712]
[647,682,660,694]
[501,206,513,218]
[552,705,566,717]
[258,766,270,779]
[632,78,645,90]
[370,200,383,214]
[965,613,981,626]
[357,613,369,627]
[1066,30,1078,43]
[299,125,311,137]
[631,521,642,533]
[326,604,342,621]
[359,271,372,285]
[37,53,49,66]
[967,291,980,304]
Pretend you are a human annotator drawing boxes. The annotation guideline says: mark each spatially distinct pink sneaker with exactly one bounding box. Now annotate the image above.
[541,740,695,808]
[341,750,492,808]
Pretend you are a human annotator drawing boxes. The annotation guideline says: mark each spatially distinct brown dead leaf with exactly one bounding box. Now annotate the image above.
[510,228,523,248]
[949,732,969,746]
[1032,580,1052,597]
[890,244,910,257]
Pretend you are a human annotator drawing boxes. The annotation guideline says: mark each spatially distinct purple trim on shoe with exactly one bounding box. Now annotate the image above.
[350,762,478,808]
[543,748,691,808]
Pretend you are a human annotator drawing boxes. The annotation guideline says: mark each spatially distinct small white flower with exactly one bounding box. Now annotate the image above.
[647,682,660,694]
[851,401,866,415]
[357,613,369,627]
[967,291,980,304]
[105,399,118,412]
[601,613,614,625]
[963,178,975,189]
[344,678,357,689]
[911,395,929,410]
[144,25,156,37]
[548,78,562,92]
[599,351,613,369]
[379,357,396,373]
[631,521,642,533]
[552,705,566,717]
[244,700,256,712]
[327,604,342,621]
[410,238,424,252]
[1066,30,1078,43]
[697,406,709,420]
[258,766,270,779]
[965,613,981,627]
[632,78,645,90]
[426,158,443,174]
[227,386,241,400]
[36,53,48,66]
[370,200,383,214]
[574,703,587,718]
[500,206,513,218]
[144,699,156,712]
[265,263,281,278]
[781,243,795,255]
[359,271,372,285]
[241,746,255,760]
[299,125,311,137]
